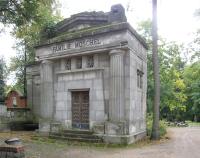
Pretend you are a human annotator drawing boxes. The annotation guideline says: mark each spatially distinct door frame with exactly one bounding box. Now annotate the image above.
[70,89,90,130]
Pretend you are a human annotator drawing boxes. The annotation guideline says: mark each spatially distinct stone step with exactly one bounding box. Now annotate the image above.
[49,129,103,143]
[50,132,100,139]
[62,129,94,135]
[49,135,103,143]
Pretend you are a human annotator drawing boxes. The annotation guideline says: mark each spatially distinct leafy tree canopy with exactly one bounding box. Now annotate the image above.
[137,19,187,121]
[0,0,62,92]
[0,0,58,26]
[184,61,200,121]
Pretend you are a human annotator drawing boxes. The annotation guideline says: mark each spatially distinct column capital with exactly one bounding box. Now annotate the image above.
[109,49,126,56]
[41,59,53,65]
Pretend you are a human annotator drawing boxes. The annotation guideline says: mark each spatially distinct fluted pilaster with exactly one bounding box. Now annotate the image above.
[40,60,54,119]
[109,49,125,122]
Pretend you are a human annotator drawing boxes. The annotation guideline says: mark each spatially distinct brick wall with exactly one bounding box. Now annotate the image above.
[0,145,25,158]
[5,91,26,108]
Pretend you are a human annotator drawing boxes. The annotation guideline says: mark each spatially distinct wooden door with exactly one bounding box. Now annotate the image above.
[72,91,89,129]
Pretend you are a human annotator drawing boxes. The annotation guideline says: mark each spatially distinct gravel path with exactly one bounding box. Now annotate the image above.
[1,127,200,158]
[58,127,200,158]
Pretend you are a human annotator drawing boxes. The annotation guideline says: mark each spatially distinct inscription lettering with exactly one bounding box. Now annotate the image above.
[75,39,101,48]
[52,38,101,53]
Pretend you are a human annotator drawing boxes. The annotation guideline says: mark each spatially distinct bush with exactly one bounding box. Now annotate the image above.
[147,114,167,137]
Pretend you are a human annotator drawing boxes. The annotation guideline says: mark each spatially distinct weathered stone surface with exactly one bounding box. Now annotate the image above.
[109,49,125,122]
[50,122,62,132]
[26,4,147,144]
[108,4,127,23]
[92,123,105,134]
[105,122,126,135]
[39,119,51,133]
[40,60,54,119]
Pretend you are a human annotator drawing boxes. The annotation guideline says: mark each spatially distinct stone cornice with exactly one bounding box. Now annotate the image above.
[37,41,130,61]
[35,22,148,50]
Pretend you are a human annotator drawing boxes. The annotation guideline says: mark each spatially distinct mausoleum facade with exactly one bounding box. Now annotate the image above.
[26,4,147,144]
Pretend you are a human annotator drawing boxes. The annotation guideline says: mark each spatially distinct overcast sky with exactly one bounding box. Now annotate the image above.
[0,0,199,62]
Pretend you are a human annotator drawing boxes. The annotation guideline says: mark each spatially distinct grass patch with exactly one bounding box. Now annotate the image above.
[30,134,170,150]
[0,118,169,151]
[186,121,200,127]
[147,114,167,137]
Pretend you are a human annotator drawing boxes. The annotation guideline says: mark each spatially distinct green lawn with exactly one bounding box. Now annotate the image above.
[186,121,200,127]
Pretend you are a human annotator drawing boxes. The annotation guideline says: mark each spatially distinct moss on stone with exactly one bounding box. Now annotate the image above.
[37,22,127,47]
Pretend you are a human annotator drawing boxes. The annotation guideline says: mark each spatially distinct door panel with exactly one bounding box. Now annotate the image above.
[72,91,89,129]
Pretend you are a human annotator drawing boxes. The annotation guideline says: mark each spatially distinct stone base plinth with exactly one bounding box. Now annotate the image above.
[38,119,51,135]
[103,131,146,144]
[92,123,105,134]
[105,121,126,135]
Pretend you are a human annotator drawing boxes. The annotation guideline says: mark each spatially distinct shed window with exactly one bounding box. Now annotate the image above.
[12,97,17,107]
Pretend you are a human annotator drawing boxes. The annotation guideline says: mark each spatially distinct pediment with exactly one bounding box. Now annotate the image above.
[55,12,109,34]
[55,4,127,35]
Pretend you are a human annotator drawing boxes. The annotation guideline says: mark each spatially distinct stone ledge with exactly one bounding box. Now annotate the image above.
[56,67,104,74]
[36,22,147,49]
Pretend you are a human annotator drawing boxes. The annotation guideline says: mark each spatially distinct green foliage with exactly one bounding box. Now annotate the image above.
[137,19,152,43]
[138,19,200,122]
[137,20,187,121]
[40,21,57,39]
[189,29,200,61]
[3,0,62,90]
[147,114,167,137]
[159,42,187,121]
[0,0,56,26]
[184,61,200,121]
[186,120,200,126]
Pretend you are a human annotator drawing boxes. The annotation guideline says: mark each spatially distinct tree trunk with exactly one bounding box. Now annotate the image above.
[151,0,160,140]
[194,115,197,122]
[24,41,27,107]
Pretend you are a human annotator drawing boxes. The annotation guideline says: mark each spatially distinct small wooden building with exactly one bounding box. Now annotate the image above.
[5,90,26,108]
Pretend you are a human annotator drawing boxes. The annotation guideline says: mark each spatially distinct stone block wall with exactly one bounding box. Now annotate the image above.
[0,106,7,117]
[127,41,147,135]
[26,64,41,118]
[53,53,110,130]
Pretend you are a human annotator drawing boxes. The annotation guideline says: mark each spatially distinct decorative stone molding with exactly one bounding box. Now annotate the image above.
[40,60,53,82]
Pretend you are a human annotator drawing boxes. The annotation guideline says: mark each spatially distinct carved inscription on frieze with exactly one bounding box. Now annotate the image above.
[52,38,101,53]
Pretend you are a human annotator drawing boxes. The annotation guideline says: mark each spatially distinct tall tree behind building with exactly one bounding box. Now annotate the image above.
[151,0,160,140]
[0,57,7,104]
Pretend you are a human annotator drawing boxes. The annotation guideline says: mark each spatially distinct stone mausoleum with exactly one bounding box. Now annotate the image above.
[26,4,147,144]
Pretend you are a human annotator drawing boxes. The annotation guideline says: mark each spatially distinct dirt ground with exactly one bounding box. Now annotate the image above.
[0,127,200,158]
